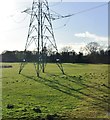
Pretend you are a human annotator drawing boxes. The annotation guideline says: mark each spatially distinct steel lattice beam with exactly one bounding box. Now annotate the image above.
[19,0,65,77]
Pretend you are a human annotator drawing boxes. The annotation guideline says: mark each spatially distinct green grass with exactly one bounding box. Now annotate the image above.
[2,63,110,119]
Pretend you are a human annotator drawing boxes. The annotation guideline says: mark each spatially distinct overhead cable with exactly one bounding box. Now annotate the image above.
[51,3,108,20]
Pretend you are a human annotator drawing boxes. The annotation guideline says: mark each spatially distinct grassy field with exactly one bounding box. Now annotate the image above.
[1,63,110,119]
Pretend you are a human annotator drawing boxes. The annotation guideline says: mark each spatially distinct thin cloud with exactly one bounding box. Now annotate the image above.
[74,31,108,42]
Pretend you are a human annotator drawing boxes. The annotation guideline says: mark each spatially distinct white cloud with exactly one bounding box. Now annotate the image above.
[74,31,108,42]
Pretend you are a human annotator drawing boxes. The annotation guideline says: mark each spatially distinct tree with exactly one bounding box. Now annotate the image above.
[85,42,100,54]
[61,46,72,52]
[76,52,84,63]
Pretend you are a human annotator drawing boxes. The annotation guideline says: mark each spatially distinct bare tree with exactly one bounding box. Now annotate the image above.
[61,46,72,52]
[85,42,100,54]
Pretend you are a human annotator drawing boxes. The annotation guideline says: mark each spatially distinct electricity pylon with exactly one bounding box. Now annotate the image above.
[19,0,65,77]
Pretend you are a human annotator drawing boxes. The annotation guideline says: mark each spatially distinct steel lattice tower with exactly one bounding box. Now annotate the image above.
[19,0,64,77]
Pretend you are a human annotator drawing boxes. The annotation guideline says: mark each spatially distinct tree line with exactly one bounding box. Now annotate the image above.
[1,42,110,64]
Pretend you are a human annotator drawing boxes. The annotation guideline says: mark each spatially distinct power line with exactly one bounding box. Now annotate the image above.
[54,17,71,30]
[52,3,108,20]
[4,2,107,32]
[69,3,108,17]
[10,2,107,25]
[52,2,108,30]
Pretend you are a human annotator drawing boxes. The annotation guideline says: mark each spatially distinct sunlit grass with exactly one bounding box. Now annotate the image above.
[2,63,110,119]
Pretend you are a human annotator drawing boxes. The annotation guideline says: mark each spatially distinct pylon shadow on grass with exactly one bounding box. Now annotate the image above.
[49,74,110,103]
[48,73,109,95]
[67,75,109,94]
[21,73,109,112]
[21,74,83,100]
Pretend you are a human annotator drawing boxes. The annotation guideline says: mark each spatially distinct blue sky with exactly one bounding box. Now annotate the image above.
[51,2,108,52]
[0,0,108,53]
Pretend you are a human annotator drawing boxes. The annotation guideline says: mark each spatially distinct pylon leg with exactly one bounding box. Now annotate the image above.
[19,0,65,76]
[56,62,65,74]
[19,63,26,74]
